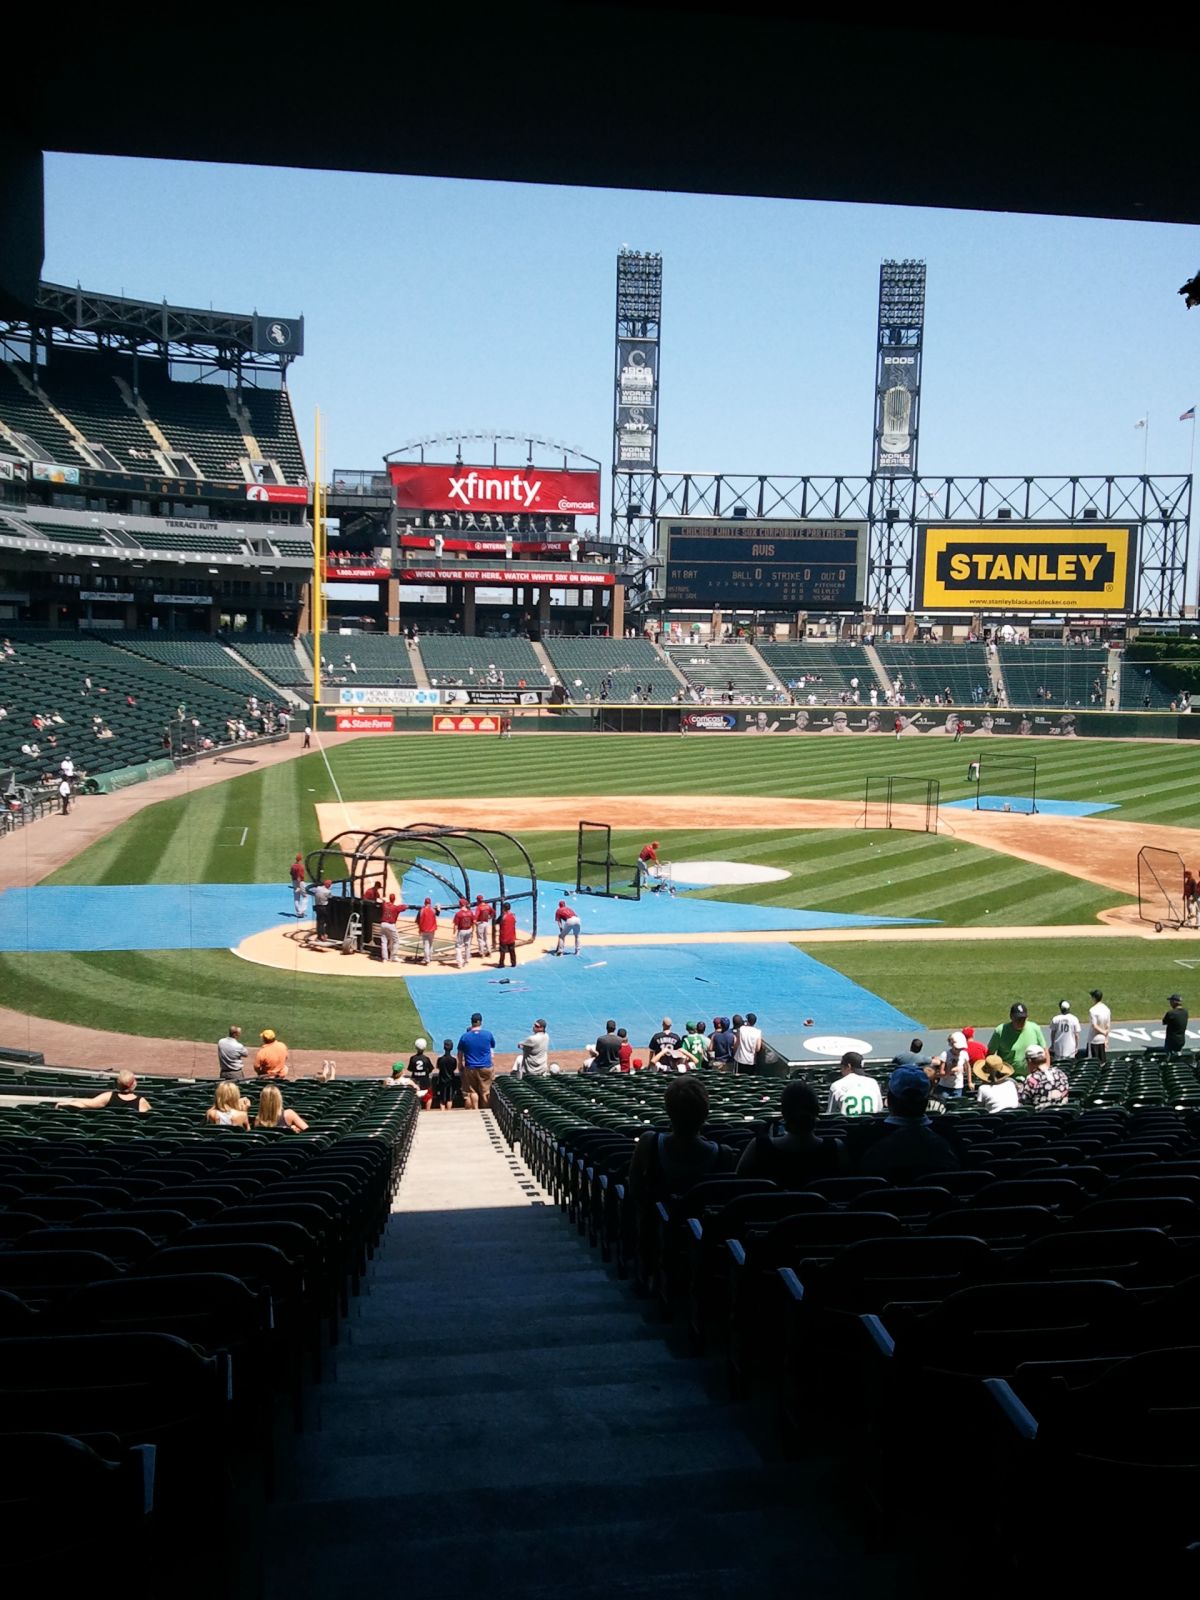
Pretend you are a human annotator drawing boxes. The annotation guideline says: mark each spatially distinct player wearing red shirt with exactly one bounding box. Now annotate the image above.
[638,840,660,887]
[452,898,476,969]
[289,853,306,917]
[378,892,405,963]
[415,897,439,965]
[473,893,495,958]
[554,899,582,956]
[496,900,518,968]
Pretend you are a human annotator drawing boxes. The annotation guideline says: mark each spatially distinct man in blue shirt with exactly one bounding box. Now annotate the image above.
[458,1011,497,1109]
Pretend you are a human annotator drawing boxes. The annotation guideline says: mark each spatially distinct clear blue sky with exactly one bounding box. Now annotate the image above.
[42,155,1200,485]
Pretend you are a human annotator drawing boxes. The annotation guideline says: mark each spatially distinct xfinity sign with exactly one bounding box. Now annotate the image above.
[448,471,543,509]
[388,462,601,517]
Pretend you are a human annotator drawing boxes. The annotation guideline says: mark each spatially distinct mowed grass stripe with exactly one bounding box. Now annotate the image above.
[812,936,1191,1032]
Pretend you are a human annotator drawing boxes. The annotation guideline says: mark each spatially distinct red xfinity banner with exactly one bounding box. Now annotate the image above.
[401,566,613,588]
[389,463,600,517]
[323,566,391,581]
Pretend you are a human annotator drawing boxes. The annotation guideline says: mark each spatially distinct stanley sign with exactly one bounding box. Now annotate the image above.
[915,525,1136,612]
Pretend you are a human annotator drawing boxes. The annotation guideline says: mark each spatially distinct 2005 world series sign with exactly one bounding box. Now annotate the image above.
[914,525,1137,612]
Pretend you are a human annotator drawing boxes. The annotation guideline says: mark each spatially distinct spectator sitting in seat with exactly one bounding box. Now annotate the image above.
[254,1084,308,1133]
[626,1077,731,1204]
[736,1081,845,1184]
[1017,1044,1070,1109]
[846,1066,963,1181]
[975,1054,1020,1114]
[56,1068,151,1115]
[206,1080,251,1129]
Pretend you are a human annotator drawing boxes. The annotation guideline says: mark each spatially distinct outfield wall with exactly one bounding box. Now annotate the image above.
[314,705,1197,739]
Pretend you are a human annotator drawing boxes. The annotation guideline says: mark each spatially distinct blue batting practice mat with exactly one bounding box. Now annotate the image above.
[0,883,299,952]
[410,942,923,1052]
[942,796,1117,817]
[0,873,934,954]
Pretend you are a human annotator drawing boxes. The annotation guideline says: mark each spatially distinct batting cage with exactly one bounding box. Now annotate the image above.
[1137,845,1187,930]
[575,819,641,900]
[862,776,941,833]
[970,753,1039,815]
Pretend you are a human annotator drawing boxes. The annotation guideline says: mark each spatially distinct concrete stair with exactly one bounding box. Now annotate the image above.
[264,1111,914,1599]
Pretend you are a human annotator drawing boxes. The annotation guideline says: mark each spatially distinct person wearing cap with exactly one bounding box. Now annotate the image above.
[254,1028,289,1080]
[407,1038,435,1107]
[496,901,518,968]
[975,1055,1019,1114]
[846,1065,963,1180]
[1048,1000,1082,1062]
[378,893,405,963]
[1163,992,1189,1054]
[637,839,662,887]
[311,878,333,941]
[516,1018,550,1077]
[961,1027,988,1073]
[553,898,582,957]
[1017,1044,1069,1109]
[415,897,439,966]
[932,1030,971,1099]
[457,1012,497,1109]
[452,898,476,969]
[289,852,307,916]
[986,1002,1048,1078]
[1086,989,1112,1061]
[473,894,494,958]
[827,1051,883,1116]
[434,1038,458,1110]
[679,1022,710,1069]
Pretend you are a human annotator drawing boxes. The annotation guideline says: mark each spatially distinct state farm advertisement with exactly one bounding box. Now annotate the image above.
[401,566,613,588]
[389,463,600,517]
[335,714,395,732]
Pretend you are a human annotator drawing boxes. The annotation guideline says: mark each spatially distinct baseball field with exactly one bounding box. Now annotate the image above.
[1,730,1197,1062]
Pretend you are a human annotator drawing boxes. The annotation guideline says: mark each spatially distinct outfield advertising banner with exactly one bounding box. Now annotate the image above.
[915,525,1137,612]
[433,714,506,734]
[389,463,601,517]
[400,566,612,588]
[335,714,395,732]
[682,708,1094,735]
[338,687,441,707]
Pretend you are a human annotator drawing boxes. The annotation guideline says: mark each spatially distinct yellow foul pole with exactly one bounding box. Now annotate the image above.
[311,409,323,726]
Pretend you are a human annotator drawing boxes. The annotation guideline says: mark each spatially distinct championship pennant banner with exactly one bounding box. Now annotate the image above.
[389,463,600,517]
[914,525,1137,612]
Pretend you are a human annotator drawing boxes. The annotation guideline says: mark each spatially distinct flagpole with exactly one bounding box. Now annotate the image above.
[1143,411,1150,474]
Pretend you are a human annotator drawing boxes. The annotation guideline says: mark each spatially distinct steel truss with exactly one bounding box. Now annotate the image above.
[622,471,1191,616]
[611,249,662,604]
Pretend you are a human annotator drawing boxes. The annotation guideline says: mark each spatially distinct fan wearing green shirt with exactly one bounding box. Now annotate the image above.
[987,1002,1048,1079]
[680,1023,710,1070]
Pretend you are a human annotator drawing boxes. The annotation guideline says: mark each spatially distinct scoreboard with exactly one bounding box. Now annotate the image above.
[660,520,866,609]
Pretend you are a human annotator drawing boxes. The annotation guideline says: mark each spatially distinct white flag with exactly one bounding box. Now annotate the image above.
[1133,418,1147,429]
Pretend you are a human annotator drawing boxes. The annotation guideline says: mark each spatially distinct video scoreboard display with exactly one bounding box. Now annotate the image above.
[661,519,867,609]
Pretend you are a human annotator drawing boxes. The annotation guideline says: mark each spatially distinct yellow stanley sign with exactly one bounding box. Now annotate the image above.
[915,525,1135,612]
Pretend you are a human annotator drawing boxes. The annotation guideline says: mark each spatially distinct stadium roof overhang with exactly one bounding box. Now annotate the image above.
[5,15,1200,228]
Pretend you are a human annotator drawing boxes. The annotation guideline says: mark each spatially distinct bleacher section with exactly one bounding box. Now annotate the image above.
[0,1071,416,1595]
[541,636,678,701]
[493,1063,1200,1586]
[874,644,991,705]
[114,634,279,704]
[0,633,275,789]
[418,636,548,688]
[663,643,775,698]
[228,634,312,689]
[125,366,245,482]
[999,645,1109,708]
[0,361,83,464]
[306,635,416,686]
[238,387,307,483]
[34,351,159,472]
[757,642,877,701]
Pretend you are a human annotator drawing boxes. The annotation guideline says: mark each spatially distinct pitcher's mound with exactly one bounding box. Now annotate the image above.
[668,861,792,887]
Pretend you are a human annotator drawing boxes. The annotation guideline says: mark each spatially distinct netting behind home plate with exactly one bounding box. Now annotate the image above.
[1138,845,1186,929]
[862,775,940,833]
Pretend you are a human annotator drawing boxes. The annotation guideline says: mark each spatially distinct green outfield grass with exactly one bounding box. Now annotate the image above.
[816,937,1196,1034]
[13,730,1199,1049]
